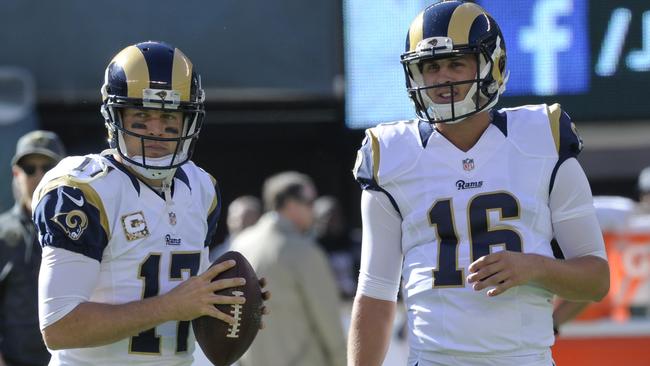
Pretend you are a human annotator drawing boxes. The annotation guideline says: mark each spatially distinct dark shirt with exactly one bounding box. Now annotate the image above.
[0,204,50,366]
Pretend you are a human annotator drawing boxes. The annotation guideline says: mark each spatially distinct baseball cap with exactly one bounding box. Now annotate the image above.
[639,166,650,194]
[11,130,66,166]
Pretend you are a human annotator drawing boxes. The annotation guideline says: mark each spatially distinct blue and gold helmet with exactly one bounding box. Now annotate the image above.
[100,41,205,179]
[401,1,508,124]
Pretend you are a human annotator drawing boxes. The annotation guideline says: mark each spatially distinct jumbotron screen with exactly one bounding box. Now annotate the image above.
[344,0,650,128]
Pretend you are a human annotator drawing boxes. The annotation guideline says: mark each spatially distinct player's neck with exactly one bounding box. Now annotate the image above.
[435,111,491,152]
[114,154,165,188]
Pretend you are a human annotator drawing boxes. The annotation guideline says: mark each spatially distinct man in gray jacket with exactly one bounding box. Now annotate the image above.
[0,131,66,366]
[231,171,346,366]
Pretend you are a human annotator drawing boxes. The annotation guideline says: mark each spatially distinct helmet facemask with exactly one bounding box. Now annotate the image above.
[102,101,203,180]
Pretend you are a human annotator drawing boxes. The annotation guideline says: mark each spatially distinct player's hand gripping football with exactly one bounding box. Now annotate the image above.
[467,251,540,297]
[162,259,247,324]
[258,277,271,329]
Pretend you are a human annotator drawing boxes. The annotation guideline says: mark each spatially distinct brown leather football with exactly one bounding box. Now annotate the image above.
[192,251,263,366]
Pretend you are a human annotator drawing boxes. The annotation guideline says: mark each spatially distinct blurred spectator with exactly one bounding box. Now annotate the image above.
[0,67,39,213]
[0,130,65,366]
[231,171,346,366]
[227,195,262,237]
[313,196,360,298]
[209,195,262,262]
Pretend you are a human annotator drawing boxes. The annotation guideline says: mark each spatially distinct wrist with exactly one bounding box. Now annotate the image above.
[527,254,550,285]
[145,293,176,323]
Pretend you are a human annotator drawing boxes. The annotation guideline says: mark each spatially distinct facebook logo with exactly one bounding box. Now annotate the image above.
[479,0,589,96]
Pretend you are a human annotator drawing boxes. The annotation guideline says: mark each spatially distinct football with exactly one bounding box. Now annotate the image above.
[192,251,263,366]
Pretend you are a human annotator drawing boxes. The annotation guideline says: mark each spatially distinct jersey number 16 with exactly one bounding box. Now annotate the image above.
[428,191,522,288]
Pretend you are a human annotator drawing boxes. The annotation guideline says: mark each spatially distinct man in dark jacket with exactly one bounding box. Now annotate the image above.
[0,130,65,366]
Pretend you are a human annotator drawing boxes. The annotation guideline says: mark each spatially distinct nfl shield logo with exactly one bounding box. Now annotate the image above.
[168,212,177,226]
[462,158,474,171]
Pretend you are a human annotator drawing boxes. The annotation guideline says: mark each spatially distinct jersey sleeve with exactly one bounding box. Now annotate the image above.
[352,128,403,216]
[357,190,403,301]
[352,128,381,191]
[33,180,109,262]
[39,246,100,329]
[204,174,222,247]
[547,104,584,192]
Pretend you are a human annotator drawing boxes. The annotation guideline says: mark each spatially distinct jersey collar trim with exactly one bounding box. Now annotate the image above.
[173,166,191,191]
[418,119,435,148]
[106,155,141,195]
[490,109,508,137]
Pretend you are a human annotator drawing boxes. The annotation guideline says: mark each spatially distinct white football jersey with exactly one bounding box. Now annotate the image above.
[354,104,583,357]
[33,152,220,365]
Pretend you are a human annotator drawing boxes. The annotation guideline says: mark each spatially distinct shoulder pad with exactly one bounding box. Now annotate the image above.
[353,128,381,190]
[499,104,581,158]
[547,103,583,159]
[60,155,111,183]
[353,120,421,187]
[195,166,221,247]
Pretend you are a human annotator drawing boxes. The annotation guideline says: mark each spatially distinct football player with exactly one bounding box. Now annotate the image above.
[348,2,610,365]
[32,41,259,365]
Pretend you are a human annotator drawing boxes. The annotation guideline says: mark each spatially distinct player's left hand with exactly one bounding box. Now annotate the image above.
[259,277,271,330]
[467,251,539,297]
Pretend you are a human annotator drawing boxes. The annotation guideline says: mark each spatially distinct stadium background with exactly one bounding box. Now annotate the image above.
[1,0,649,364]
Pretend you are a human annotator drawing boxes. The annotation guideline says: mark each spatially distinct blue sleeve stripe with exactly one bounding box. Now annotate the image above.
[550,238,565,259]
[204,180,221,247]
[548,105,582,194]
[376,187,402,218]
[352,127,401,215]
[353,128,381,187]
[549,162,562,195]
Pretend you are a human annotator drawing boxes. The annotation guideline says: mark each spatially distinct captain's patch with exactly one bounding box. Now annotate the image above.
[121,211,149,241]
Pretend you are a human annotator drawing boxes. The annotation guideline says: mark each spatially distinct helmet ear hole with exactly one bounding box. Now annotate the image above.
[498,56,506,74]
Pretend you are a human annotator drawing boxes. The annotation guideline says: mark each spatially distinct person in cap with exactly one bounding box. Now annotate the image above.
[0,130,65,366]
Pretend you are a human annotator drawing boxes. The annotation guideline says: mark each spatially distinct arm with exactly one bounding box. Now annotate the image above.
[348,295,396,366]
[39,247,245,350]
[468,158,610,301]
[469,250,607,301]
[553,298,590,331]
[348,190,403,366]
